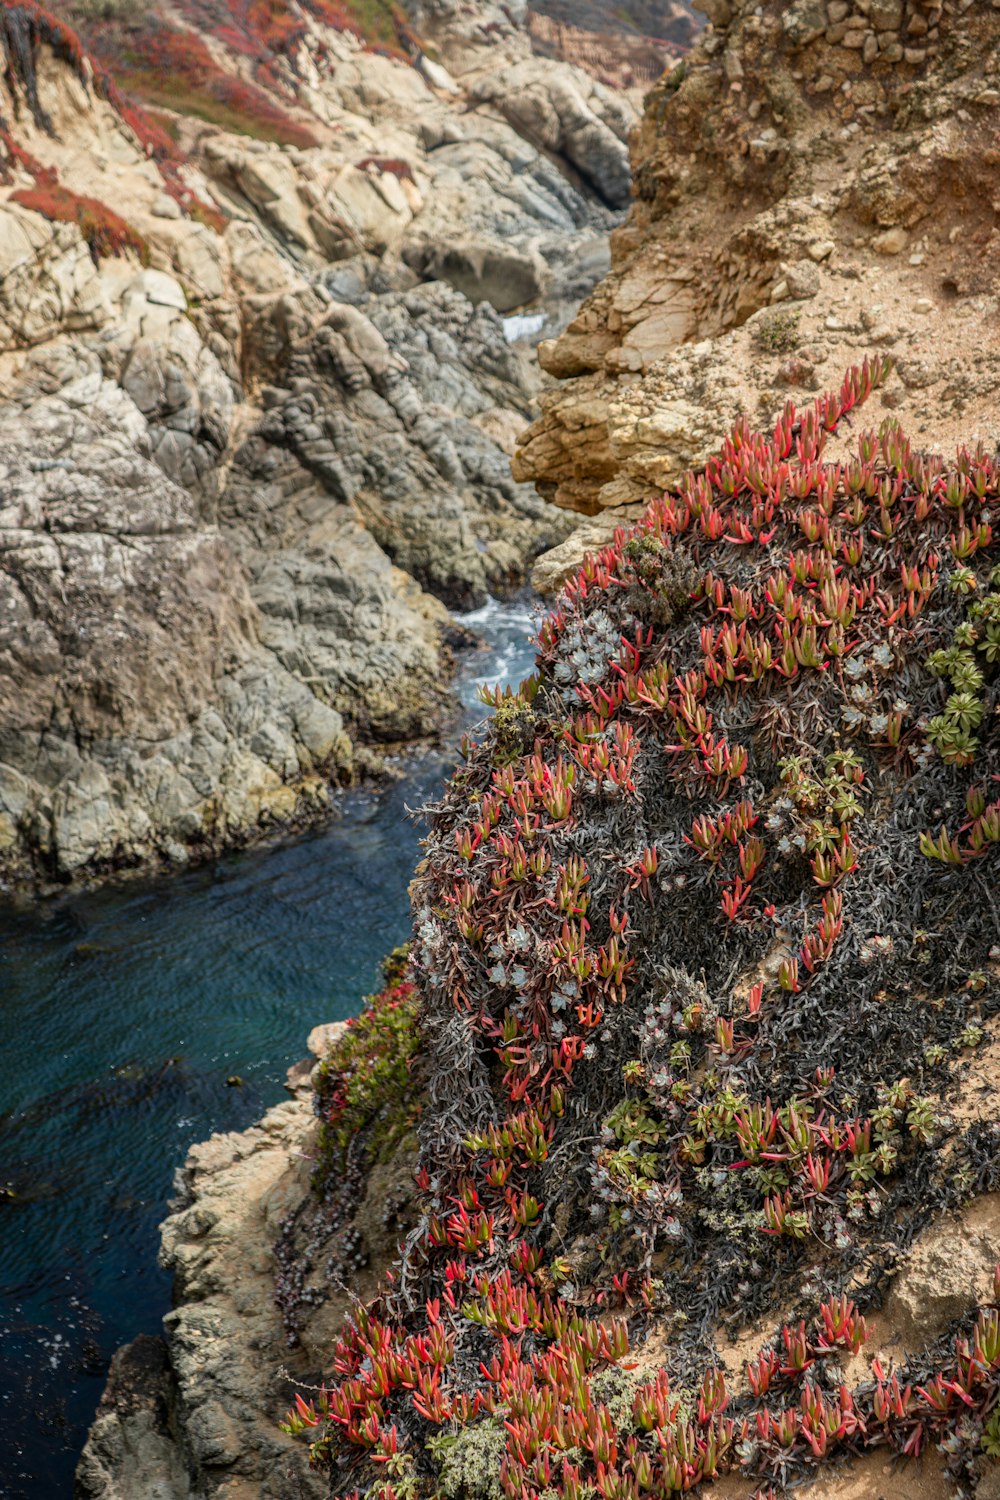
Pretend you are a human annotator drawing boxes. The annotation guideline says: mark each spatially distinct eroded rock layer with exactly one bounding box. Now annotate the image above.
[515,0,1000,572]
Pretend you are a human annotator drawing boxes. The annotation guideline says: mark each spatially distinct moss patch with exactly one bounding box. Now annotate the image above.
[312,945,422,1193]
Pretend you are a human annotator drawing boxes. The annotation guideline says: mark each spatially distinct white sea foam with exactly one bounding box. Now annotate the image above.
[502,312,547,343]
[454,595,539,706]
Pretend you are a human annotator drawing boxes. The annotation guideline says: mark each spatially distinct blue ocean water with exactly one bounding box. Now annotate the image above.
[0,597,538,1498]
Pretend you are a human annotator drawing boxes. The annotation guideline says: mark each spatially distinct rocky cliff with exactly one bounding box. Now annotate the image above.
[73,6,1000,1500]
[531,0,700,48]
[77,1003,426,1500]
[515,0,1000,587]
[0,0,661,889]
[84,344,1000,1500]
[77,1067,340,1500]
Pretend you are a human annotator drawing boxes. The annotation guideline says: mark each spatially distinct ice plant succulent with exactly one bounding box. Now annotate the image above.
[288,362,1000,1500]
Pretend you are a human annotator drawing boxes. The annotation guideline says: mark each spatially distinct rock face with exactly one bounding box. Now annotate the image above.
[0,382,352,876]
[514,0,1000,580]
[76,1336,194,1500]
[77,1090,325,1500]
[530,0,700,47]
[525,11,684,94]
[77,1023,418,1500]
[0,0,658,887]
[243,276,560,609]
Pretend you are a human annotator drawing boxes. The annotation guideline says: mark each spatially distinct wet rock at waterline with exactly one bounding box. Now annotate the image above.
[77,1095,326,1500]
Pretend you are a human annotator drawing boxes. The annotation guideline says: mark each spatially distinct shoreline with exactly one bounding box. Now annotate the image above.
[0,603,532,905]
[75,1024,418,1500]
[0,592,540,1499]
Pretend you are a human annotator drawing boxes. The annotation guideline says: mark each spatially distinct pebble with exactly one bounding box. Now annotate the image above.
[809,239,836,261]
[872,227,908,255]
[913,298,935,315]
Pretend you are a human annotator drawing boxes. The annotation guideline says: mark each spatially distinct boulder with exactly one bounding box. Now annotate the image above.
[468,63,634,209]
[403,238,546,312]
[74,1335,192,1500]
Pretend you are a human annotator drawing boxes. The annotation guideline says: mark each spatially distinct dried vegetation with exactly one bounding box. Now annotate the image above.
[285,360,1000,1499]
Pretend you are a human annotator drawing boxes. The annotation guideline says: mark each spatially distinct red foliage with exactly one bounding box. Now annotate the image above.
[170,0,309,59]
[0,124,47,183]
[280,361,1000,1500]
[305,0,416,57]
[145,0,413,75]
[355,156,414,181]
[0,1,228,230]
[91,17,318,148]
[10,183,146,262]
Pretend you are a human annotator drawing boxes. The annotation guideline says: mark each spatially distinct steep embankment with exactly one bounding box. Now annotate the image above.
[81,363,1000,1500]
[75,6,1000,1500]
[514,0,1000,585]
[0,0,658,889]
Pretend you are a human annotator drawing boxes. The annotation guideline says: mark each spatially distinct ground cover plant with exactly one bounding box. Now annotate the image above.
[0,0,226,227]
[312,948,423,1191]
[1,0,418,183]
[70,12,320,147]
[10,180,146,259]
[274,951,425,1337]
[287,359,1000,1498]
[56,0,415,143]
